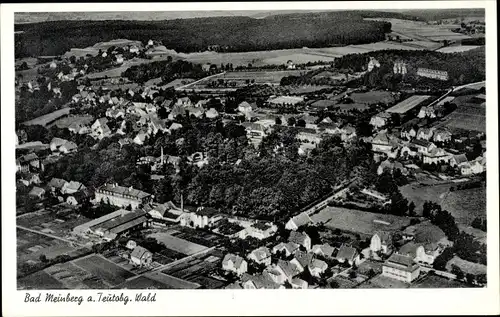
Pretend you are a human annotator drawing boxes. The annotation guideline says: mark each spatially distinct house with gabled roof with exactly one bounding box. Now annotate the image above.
[382,253,420,283]
[91,118,112,140]
[370,112,391,128]
[288,231,312,251]
[336,245,360,266]
[449,154,469,167]
[222,254,248,276]
[311,244,335,258]
[50,137,69,152]
[241,273,284,289]
[410,139,436,155]
[309,258,328,278]
[47,178,68,194]
[422,147,452,165]
[290,250,313,272]
[433,129,452,143]
[274,260,302,283]
[61,181,86,195]
[59,141,78,154]
[272,242,300,257]
[130,246,153,267]
[28,186,46,199]
[416,127,435,141]
[247,246,272,266]
[285,212,312,231]
[370,231,393,255]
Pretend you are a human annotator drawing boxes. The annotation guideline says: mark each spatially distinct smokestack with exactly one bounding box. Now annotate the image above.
[181,194,184,212]
[161,146,164,165]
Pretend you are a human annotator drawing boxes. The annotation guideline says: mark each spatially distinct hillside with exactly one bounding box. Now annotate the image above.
[15,11,392,58]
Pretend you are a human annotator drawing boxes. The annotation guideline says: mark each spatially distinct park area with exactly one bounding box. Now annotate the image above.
[350,90,398,105]
[310,206,412,237]
[412,274,468,288]
[446,256,487,276]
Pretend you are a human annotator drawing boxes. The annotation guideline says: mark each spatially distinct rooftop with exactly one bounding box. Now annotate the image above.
[386,95,431,114]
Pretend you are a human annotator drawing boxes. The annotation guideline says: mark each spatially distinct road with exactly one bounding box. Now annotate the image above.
[175,72,226,91]
[426,80,485,109]
[301,180,354,217]
[17,225,87,248]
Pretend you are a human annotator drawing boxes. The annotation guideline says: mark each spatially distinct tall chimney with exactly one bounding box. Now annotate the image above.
[181,194,184,212]
[161,146,164,165]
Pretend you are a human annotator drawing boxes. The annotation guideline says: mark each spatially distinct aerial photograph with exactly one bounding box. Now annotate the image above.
[14,8,487,290]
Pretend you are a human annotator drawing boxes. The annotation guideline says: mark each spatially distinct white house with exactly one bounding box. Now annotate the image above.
[416,128,434,141]
[130,246,153,267]
[272,242,300,257]
[308,258,328,278]
[311,244,335,258]
[50,137,69,152]
[285,212,312,231]
[288,231,312,251]
[222,254,248,276]
[382,253,420,283]
[370,112,391,128]
[398,242,440,266]
[180,207,223,229]
[61,181,86,195]
[370,231,393,255]
[422,148,452,165]
[91,118,112,139]
[433,129,452,143]
[59,141,78,154]
[247,247,272,266]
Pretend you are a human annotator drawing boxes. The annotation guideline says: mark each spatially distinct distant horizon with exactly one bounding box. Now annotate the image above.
[14,8,484,24]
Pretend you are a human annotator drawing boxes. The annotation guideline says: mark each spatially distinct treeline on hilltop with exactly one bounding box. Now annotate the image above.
[15,11,391,58]
[336,48,485,88]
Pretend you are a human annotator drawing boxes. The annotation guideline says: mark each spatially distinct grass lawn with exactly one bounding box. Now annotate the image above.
[311,206,412,236]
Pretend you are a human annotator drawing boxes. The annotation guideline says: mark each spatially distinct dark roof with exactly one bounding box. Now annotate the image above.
[336,245,358,261]
[289,231,310,246]
[97,184,151,200]
[453,154,468,164]
[384,253,419,272]
[411,139,432,148]
[293,250,313,268]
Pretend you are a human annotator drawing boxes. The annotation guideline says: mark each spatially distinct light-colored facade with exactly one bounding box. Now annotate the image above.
[94,184,152,209]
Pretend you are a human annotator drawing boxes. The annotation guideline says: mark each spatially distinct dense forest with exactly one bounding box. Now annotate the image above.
[122,59,207,84]
[15,11,391,58]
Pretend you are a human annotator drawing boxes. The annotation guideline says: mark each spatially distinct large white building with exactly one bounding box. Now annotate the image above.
[94,184,152,209]
[382,253,421,283]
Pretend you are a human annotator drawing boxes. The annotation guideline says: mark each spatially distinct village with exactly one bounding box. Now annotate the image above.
[15,14,487,291]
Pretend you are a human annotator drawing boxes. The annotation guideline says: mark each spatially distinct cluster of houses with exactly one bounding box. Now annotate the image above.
[237,101,357,153]
[222,209,453,288]
[369,126,485,176]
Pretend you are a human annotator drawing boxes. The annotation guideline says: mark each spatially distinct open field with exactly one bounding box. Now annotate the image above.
[357,260,384,275]
[412,274,468,288]
[400,182,455,215]
[435,102,486,133]
[437,45,481,53]
[44,261,109,289]
[400,184,486,226]
[53,115,93,129]
[311,206,412,236]
[148,232,208,255]
[446,256,487,275]
[365,18,469,42]
[441,187,486,226]
[170,226,226,248]
[350,90,397,105]
[22,108,71,127]
[73,254,135,286]
[18,270,67,290]
[17,228,79,265]
[335,103,371,112]
[82,58,151,79]
[17,206,92,238]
